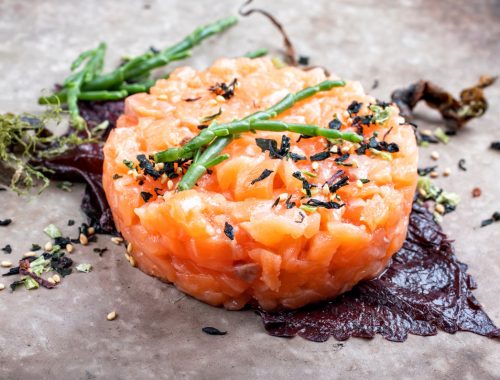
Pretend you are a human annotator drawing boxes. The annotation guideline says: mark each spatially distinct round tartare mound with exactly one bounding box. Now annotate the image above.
[103,57,418,310]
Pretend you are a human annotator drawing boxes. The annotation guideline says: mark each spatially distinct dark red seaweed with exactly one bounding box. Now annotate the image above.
[253,202,500,342]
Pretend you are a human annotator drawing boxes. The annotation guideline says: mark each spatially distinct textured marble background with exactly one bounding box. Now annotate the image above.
[0,0,499,379]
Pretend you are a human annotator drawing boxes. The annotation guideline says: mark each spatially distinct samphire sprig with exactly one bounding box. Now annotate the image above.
[168,80,363,191]
[38,16,238,126]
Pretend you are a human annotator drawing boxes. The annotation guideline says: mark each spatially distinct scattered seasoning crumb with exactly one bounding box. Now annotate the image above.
[209,78,238,100]
[112,174,123,180]
[125,253,137,267]
[435,204,445,214]
[202,327,227,336]
[106,311,117,321]
[111,237,123,245]
[0,219,12,227]
[23,251,37,258]
[1,261,13,268]
[52,274,61,283]
[140,191,153,203]
[126,242,133,254]
[295,211,306,224]
[443,168,451,177]
[200,107,222,123]
[356,179,363,188]
[250,169,274,185]
[311,162,319,171]
[30,244,41,251]
[472,187,482,198]
[480,212,500,228]
[458,159,467,171]
[298,55,309,65]
[271,197,280,208]
[87,227,95,236]
[76,263,92,273]
[430,171,439,178]
[371,79,379,90]
[0,284,4,291]
[490,141,500,151]
[44,242,53,252]
[79,233,89,246]
[44,224,62,239]
[430,151,440,160]
[2,244,12,254]
[224,222,235,240]
[183,96,202,102]
[66,244,74,253]
[67,219,75,226]
[93,247,108,257]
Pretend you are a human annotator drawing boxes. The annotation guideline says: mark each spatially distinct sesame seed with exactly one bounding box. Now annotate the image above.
[215,95,226,103]
[278,193,288,201]
[126,242,133,254]
[443,168,451,177]
[0,284,5,291]
[160,174,168,184]
[156,162,164,170]
[44,242,53,252]
[418,188,427,197]
[1,261,12,268]
[341,145,351,154]
[52,274,61,283]
[79,233,88,246]
[23,251,37,258]
[430,171,439,178]
[87,227,95,236]
[430,151,440,160]
[209,99,218,106]
[66,243,74,253]
[176,167,183,175]
[167,180,174,190]
[421,129,433,136]
[106,311,117,321]
[128,255,137,267]
[330,146,339,154]
[111,237,123,245]
[311,162,319,171]
[47,277,56,285]
[435,203,445,214]
[157,94,168,100]
[356,179,363,188]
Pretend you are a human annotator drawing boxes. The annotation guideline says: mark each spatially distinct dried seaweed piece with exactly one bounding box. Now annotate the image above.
[202,327,227,336]
[391,76,496,131]
[239,0,297,65]
[253,202,499,342]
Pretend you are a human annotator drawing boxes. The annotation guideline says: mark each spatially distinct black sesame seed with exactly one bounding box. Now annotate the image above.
[224,222,234,240]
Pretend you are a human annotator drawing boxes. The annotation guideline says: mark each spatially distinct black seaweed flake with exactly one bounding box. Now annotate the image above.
[334,153,350,164]
[328,176,349,193]
[458,159,467,171]
[9,280,24,292]
[30,244,41,252]
[197,124,208,130]
[68,219,75,226]
[490,142,500,151]
[305,199,344,209]
[272,197,280,208]
[285,194,295,209]
[123,159,135,170]
[480,212,500,228]
[295,211,305,224]
[201,108,222,123]
[325,170,345,187]
[51,254,73,277]
[328,117,342,130]
[255,135,290,159]
[310,151,331,161]
[292,171,314,197]
[356,143,368,155]
[368,136,399,153]
[287,152,306,162]
[1,244,12,254]
[347,100,362,116]
[137,154,161,180]
[298,55,310,66]
[224,222,235,240]
[0,219,12,226]
[418,166,438,176]
[360,178,370,184]
[209,78,238,100]
[202,327,227,336]
[140,191,153,203]
[183,96,202,102]
[112,174,123,180]
[250,169,274,185]
[93,247,108,256]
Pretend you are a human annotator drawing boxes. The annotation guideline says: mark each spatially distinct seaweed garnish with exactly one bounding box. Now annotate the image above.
[271,197,280,208]
[183,96,202,102]
[137,154,161,179]
[292,171,314,197]
[0,219,12,226]
[209,78,238,100]
[67,219,75,226]
[305,199,344,209]
[224,222,235,240]
[480,212,500,228]
[250,169,274,185]
[298,56,309,66]
[140,191,153,203]
[295,211,305,224]
[391,76,496,131]
[458,159,467,171]
[1,244,12,254]
[200,107,222,123]
[287,152,306,162]
[310,151,330,161]
[202,327,227,336]
[347,101,362,116]
[328,175,349,193]
[255,135,290,159]
[328,117,342,130]
[285,194,295,209]
[239,0,297,65]
[418,166,438,176]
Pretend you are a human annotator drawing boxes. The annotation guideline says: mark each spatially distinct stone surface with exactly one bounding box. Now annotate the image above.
[0,0,499,379]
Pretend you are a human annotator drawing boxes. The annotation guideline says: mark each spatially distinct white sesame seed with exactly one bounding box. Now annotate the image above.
[126,242,133,254]
[341,145,350,154]
[79,233,88,246]
[435,203,445,214]
[330,146,339,154]
[443,168,451,177]
[430,171,439,178]
[66,244,74,253]
[87,227,95,236]
[158,94,168,101]
[356,179,363,188]
[176,167,183,175]
[0,284,5,291]
[128,255,137,267]
[209,99,218,106]
[111,237,123,245]
[160,174,168,184]
[215,95,226,103]
[421,129,433,136]
[52,274,61,283]
[23,251,37,258]
[430,151,440,160]
[278,192,288,201]
[44,242,53,252]
[167,180,174,190]
[156,162,164,170]
[47,277,56,285]
[311,162,319,171]
[418,188,427,197]
[1,261,12,268]
[106,311,117,321]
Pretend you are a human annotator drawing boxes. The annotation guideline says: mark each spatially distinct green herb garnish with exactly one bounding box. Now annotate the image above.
[44,224,62,239]
[76,263,93,273]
